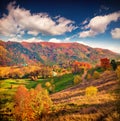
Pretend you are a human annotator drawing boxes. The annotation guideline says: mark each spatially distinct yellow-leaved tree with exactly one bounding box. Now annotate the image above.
[93,71,100,79]
[74,75,82,84]
[85,86,98,97]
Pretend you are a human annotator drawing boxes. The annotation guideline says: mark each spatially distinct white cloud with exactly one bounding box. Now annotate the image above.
[27,31,39,36]
[8,37,44,42]
[79,11,120,38]
[76,41,89,46]
[0,2,76,38]
[8,37,21,42]
[84,42,120,53]
[23,37,43,42]
[81,19,88,25]
[48,38,62,43]
[80,30,97,38]
[108,46,120,53]
[111,28,120,39]
[64,37,71,41]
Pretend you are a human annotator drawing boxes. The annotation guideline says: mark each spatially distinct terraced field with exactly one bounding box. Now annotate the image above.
[48,71,120,121]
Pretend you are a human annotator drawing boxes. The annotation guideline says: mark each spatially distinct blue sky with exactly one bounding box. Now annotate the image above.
[0,0,120,53]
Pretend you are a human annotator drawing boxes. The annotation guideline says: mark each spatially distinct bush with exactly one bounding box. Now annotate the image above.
[85,86,98,96]
[74,75,82,84]
[45,82,51,87]
[93,71,100,79]
[45,81,55,93]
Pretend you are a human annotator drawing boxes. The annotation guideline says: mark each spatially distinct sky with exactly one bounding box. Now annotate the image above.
[0,0,120,53]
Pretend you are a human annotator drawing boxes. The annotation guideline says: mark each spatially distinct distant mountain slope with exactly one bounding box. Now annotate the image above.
[0,40,120,66]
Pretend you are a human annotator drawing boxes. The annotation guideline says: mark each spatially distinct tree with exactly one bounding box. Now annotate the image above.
[74,75,82,84]
[111,59,117,71]
[100,58,110,69]
[45,81,55,93]
[116,66,120,81]
[29,71,38,81]
[45,82,51,88]
[93,71,100,79]
[86,73,92,80]
[13,84,52,121]
[13,85,29,121]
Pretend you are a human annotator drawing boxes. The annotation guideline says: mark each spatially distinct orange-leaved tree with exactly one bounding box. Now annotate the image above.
[13,84,52,121]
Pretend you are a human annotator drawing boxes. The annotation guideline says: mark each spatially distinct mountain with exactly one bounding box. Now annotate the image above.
[0,40,120,66]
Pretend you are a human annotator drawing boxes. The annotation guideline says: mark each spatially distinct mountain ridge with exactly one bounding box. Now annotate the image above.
[0,40,120,66]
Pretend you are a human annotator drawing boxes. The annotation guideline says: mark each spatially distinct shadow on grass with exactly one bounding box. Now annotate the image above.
[41,100,118,121]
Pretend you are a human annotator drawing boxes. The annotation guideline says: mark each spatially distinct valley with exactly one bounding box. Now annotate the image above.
[0,0,120,120]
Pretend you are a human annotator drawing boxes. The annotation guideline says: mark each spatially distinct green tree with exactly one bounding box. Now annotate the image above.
[111,59,117,71]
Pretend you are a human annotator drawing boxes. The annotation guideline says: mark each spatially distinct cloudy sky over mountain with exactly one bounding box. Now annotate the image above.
[0,0,120,53]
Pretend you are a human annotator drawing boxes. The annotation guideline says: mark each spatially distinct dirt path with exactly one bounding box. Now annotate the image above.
[82,69,87,82]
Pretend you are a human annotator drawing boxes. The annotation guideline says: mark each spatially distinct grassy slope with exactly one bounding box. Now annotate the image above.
[0,73,75,120]
[46,74,74,92]
[0,71,120,121]
[48,71,120,121]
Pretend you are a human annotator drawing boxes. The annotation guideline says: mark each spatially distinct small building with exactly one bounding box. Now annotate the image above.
[52,71,57,76]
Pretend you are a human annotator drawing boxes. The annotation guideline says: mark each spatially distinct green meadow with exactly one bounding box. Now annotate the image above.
[0,73,75,119]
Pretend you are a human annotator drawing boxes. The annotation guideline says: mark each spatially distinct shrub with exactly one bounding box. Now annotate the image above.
[45,82,51,87]
[93,71,100,79]
[85,86,98,96]
[45,81,55,93]
[74,75,82,84]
